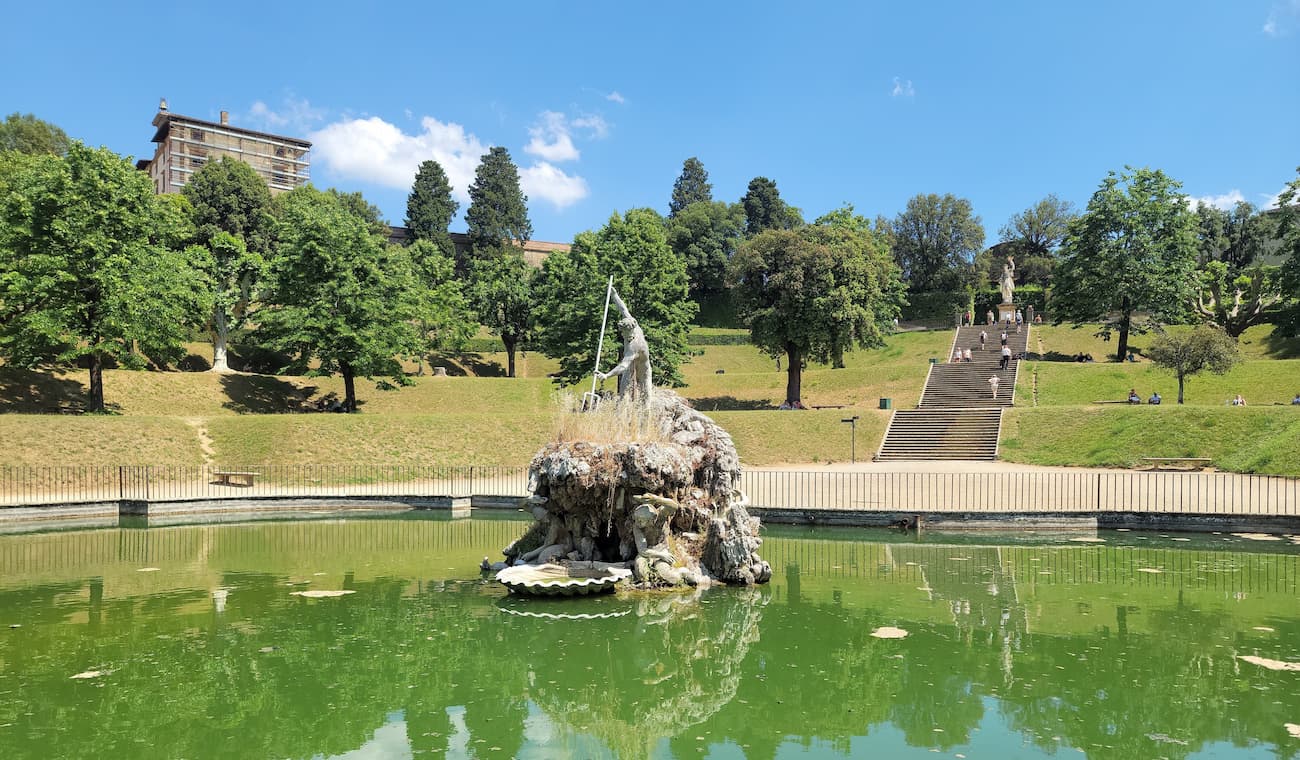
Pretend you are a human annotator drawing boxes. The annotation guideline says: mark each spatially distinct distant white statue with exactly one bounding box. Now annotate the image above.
[1000,256,1016,304]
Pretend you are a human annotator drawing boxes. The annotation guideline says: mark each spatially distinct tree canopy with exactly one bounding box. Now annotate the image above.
[0,143,207,411]
[0,113,70,156]
[182,157,273,371]
[741,177,801,235]
[1147,326,1239,404]
[465,147,532,257]
[730,216,905,405]
[405,159,458,258]
[1272,168,1300,337]
[891,193,984,293]
[1053,167,1199,361]
[998,194,1076,256]
[468,250,535,378]
[534,208,696,388]
[665,200,744,301]
[669,157,712,217]
[1188,201,1281,338]
[259,187,427,412]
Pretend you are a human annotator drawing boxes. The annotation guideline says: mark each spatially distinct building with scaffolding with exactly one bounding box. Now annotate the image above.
[136,99,310,195]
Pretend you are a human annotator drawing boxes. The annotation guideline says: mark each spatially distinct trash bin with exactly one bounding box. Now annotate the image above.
[879,398,893,410]
[928,358,938,365]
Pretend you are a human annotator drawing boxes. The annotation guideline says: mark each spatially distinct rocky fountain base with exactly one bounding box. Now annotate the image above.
[491,390,771,591]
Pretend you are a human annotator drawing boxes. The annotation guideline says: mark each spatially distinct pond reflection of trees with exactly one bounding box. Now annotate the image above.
[0,522,1298,759]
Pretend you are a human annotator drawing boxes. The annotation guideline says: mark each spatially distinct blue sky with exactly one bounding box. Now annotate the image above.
[5,0,1298,244]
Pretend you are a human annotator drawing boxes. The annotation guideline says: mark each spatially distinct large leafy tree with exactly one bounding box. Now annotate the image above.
[1189,201,1281,337]
[405,159,458,258]
[1273,168,1300,337]
[259,187,426,412]
[665,200,744,301]
[730,219,905,406]
[990,194,1075,288]
[891,193,985,293]
[405,239,475,374]
[0,144,208,411]
[0,113,70,156]
[465,146,532,263]
[182,157,273,371]
[1147,326,1239,404]
[1053,167,1199,361]
[741,176,802,235]
[534,208,696,387]
[469,251,535,377]
[668,157,712,217]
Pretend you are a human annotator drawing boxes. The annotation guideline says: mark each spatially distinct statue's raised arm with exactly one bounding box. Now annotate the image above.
[595,288,653,401]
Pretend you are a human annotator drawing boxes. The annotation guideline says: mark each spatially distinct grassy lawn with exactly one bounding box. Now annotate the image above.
[1001,406,1300,475]
[1,323,1297,474]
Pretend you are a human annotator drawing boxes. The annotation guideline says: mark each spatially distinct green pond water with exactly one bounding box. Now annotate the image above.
[1,514,1299,759]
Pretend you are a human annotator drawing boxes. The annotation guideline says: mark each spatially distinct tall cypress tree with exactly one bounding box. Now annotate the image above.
[669,157,712,217]
[741,176,801,235]
[465,147,532,259]
[405,159,458,258]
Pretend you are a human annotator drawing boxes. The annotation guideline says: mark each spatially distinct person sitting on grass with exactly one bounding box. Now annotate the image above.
[1230,394,1247,406]
[1292,393,1300,405]
[1128,388,1141,404]
[1148,391,1161,405]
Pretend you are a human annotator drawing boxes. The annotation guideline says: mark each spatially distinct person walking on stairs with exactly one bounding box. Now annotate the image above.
[988,375,1000,398]
[979,330,987,351]
[999,345,1012,370]
[1000,330,1008,348]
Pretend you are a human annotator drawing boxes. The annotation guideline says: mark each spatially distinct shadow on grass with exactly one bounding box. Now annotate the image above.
[426,352,506,378]
[686,395,777,411]
[1260,330,1300,359]
[0,366,89,413]
[220,374,321,413]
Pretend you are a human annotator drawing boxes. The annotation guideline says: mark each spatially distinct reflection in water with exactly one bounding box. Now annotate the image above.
[0,516,1297,759]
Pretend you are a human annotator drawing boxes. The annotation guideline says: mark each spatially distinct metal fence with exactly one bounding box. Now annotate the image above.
[0,465,1297,516]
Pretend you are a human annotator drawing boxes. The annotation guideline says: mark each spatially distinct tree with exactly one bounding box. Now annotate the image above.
[891,193,985,293]
[0,113,70,156]
[1272,168,1300,337]
[1188,201,1280,337]
[0,144,208,412]
[998,194,1076,256]
[534,208,696,387]
[730,222,905,406]
[665,200,744,301]
[740,177,801,235]
[469,251,535,377]
[1053,167,1199,362]
[260,187,425,412]
[182,157,273,371]
[405,159,458,257]
[465,146,532,263]
[669,157,712,217]
[1147,326,1239,404]
[407,239,475,374]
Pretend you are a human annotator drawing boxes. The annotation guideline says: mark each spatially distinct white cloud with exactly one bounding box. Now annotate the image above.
[244,96,324,133]
[309,115,488,201]
[1263,0,1300,35]
[891,77,915,97]
[572,114,609,139]
[1262,184,1295,210]
[524,110,580,162]
[1187,189,1247,211]
[606,91,626,104]
[520,161,589,209]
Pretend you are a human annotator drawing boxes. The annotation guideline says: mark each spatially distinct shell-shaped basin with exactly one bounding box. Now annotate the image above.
[496,563,632,596]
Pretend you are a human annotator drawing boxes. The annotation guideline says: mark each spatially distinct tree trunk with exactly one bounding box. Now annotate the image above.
[211,306,230,372]
[1177,374,1185,404]
[785,343,802,406]
[831,341,845,370]
[341,361,357,412]
[88,352,105,413]
[1115,298,1131,362]
[503,334,518,378]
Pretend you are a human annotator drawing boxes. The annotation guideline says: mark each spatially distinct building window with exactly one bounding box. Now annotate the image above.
[190,128,205,142]
[275,146,286,158]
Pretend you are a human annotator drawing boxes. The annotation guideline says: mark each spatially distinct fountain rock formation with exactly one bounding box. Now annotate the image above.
[500,389,771,588]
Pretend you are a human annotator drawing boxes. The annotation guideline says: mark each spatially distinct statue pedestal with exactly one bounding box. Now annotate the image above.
[998,303,1017,323]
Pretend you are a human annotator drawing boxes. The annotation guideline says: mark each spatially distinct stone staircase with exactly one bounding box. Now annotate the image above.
[876,322,1029,461]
